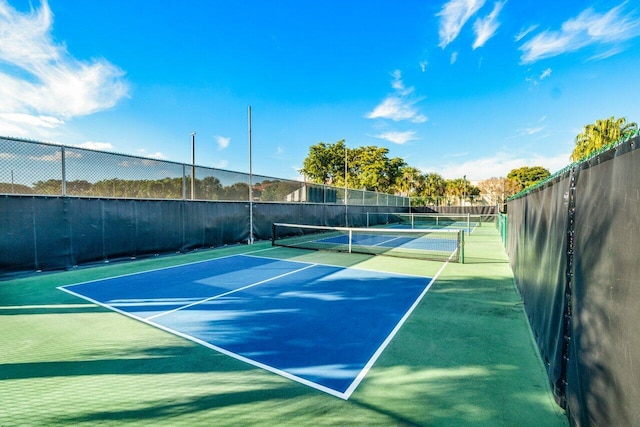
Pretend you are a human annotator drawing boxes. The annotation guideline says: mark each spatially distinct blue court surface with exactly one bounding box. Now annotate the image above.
[59,254,436,399]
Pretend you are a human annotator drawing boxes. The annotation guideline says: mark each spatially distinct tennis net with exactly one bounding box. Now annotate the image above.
[272,222,464,263]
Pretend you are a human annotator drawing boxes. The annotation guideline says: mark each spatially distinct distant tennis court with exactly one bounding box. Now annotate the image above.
[272,223,464,263]
[59,253,443,399]
[366,212,483,234]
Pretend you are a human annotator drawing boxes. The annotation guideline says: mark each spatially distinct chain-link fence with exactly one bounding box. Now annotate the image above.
[0,137,409,206]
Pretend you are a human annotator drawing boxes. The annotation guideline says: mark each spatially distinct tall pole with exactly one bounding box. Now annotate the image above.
[463,174,466,207]
[344,144,348,226]
[248,106,254,244]
[191,132,196,200]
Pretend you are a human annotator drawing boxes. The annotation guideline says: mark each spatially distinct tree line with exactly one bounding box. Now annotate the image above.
[300,116,637,206]
[299,140,551,206]
[10,176,304,202]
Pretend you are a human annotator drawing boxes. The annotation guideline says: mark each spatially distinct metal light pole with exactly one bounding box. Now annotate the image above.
[344,144,348,226]
[190,132,196,199]
[463,174,466,207]
[248,106,254,244]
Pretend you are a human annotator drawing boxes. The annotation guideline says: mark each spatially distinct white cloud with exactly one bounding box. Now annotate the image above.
[437,0,486,49]
[29,151,62,162]
[515,24,539,42]
[0,0,128,136]
[367,97,427,122]
[390,69,415,96]
[135,148,166,160]
[589,46,624,61]
[450,51,459,64]
[515,126,545,136]
[213,160,229,169]
[525,67,553,85]
[520,3,640,63]
[75,141,114,151]
[118,157,165,168]
[215,135,230,150]
[366,70,427,123]
[0,112,64,128]
[374,131,418,145]
[419,60,428,72]
[421,151,571,180]
[539,68,552,80]
[472,1,505,49]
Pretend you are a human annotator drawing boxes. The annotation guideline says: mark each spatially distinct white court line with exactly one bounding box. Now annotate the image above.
[59,252,246,290]
[145,263,317,321]
[369,235,404,247]
[341,258,451,399]
[57,283,350,399]
[58,252,450,400]
[242,253,432,279]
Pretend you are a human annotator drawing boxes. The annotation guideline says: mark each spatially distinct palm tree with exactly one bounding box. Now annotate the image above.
[446,178,466,206]
[571,116,638,161]
[395,166,423,196]
[422,173,446,206]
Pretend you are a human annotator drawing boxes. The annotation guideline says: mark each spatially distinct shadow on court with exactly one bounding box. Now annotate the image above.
[349,273,568,426]
[0,238,568,426]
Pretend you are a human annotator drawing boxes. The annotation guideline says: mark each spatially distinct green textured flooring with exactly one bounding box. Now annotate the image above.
[0,224,568,426]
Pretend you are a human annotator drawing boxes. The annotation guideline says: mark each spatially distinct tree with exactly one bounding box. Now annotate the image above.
[421,173,446,205]
[444,178,480,206]
[299,141,407,194]
[197,176,223,200]
[222,182,250,201]
[65,180,93,196]
[507,166,550,192]
[300,140,347,185]
[478,177,518,205]
[395,166,423,196]
[571,116,638,161]
[257,180,301,201]
[342,146,406,192]
[33,179,62,195]
[467,184,481,204]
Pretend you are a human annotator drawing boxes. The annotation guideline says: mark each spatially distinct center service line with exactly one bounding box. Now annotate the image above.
[146,263,318,320]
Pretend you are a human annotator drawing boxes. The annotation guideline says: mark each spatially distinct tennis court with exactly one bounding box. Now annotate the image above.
[365,212,483,234]
[272,223,463,262]
[0,224,568,426]
[59,254,441,399]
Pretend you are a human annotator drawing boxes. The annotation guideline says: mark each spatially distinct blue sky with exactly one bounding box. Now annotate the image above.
[1,0,639,181]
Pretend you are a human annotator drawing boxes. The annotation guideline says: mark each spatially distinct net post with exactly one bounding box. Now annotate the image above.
[348,229,353,253]
[467,213,471,235]
[459,230,465,264]
[271,223,276,246]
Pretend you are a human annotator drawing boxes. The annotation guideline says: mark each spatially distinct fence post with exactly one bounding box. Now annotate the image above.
[61,146,66,196]
[182,164,186,199]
